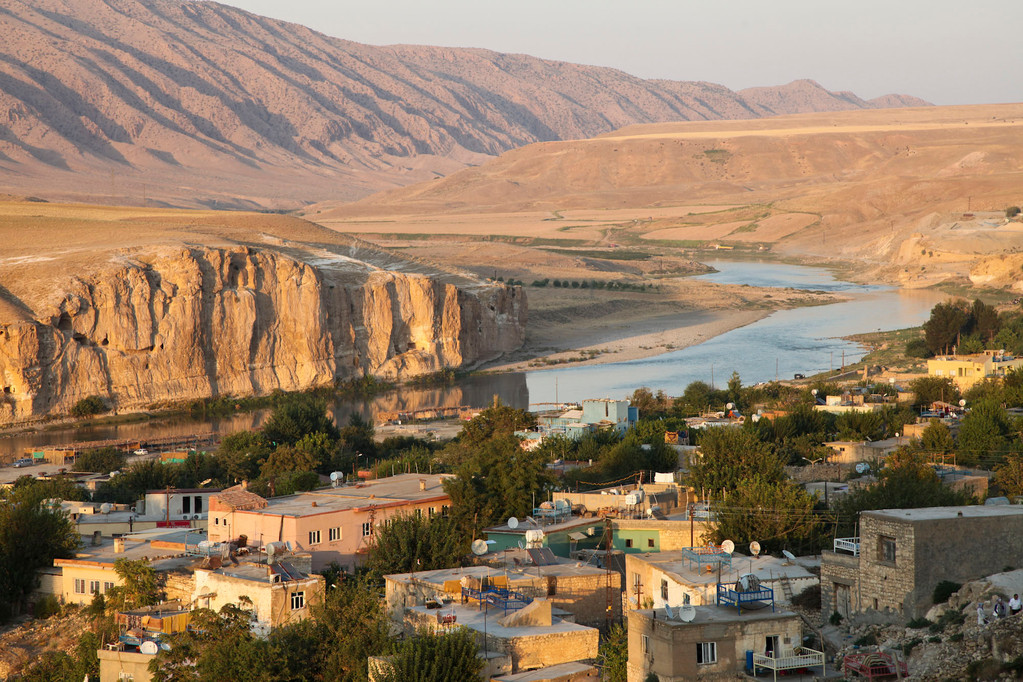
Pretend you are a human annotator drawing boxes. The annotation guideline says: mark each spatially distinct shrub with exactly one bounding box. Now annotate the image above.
[791,584,821,610]
[905,338,932,359]
[902,637,922,655]
[71,395,107,418]
[907,617,931,629]
[949,632,964,642]
[33,595,61,619]
[854,633,877,646]
[928,635,941,643]
[829,611,843,626]
[1007,206,1021,218]
[933,580,962,604]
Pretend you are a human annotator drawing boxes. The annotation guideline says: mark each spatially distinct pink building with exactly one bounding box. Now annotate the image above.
[208,474,453,571]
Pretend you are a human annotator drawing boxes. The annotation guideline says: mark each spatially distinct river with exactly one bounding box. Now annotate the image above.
[0,261,944,456]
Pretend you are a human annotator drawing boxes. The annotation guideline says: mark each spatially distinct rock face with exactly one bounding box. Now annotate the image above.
[0,247,525,425]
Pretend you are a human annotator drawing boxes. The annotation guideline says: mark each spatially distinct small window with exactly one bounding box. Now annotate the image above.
[182,496,191,514]
[328,527,341,542]
[74,578,86,594]
[441,505,450,517]
[879,535,896,564]
[414,508,422,519]
[308,530,321,545]
[89,580,100,594]
[625,538,633,548]
[428,507,436,518]
[683,592,691,605]
[214,517,219,525]
[661,579,668,600]
[642,635,650,654]
[696,642,717,664]
[362,522,373,537]
[647,538,655,548]
[546,576,557,596]
[291,591,305,610]
[103,582,114,593]
[195,496,203,514]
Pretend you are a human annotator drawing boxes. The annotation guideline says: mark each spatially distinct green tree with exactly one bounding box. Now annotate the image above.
[72,447,127,474]
[261,395,339,447]
[710,476,818,553]
[105,558,161,612]
[956,400,1012,466]
[0,486,79,621]
[908,376,960,409]
[924,301,969,355]
[71,395,108,418]
[443,436,553,536]
[260,445,318,479]
[95,459,174,504]
[994,454,1023,498]
[378,627,483,682]
[310,577,393,682]
[917,419,955,454]
[456,404,537,448]
[366,513,467,579]
[687,428,784,494]
[597,623,629,682]
[216,430,273,482]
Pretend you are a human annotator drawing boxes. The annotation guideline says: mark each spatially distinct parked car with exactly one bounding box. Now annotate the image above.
[12,458,34,468]
[133,448,149,456]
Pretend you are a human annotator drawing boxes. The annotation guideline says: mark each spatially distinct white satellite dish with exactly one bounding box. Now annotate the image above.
[721,539,735,555]
[750,541,762,557]
[517,540,526,550]
[628,596,638,606]
[663,604,674,620]
[782,550,796,563]
[507,517,519,529]
[726,402,734,410]
[679,604,696,622]
[99,503,112,514]
[959,399,967,407]
[855,462,869,474]
[471,539,489,556]
[140,641,159,655]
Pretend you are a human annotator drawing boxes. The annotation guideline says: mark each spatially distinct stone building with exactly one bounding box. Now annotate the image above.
[627,606,805,682]
[821,505,1023,621]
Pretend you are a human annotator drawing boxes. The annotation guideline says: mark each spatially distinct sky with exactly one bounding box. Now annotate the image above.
[224,0,1022,106]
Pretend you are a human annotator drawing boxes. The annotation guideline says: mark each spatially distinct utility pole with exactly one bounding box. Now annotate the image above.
[603,516,614,630]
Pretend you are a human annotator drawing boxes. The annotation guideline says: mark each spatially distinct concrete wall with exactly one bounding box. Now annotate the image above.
[98,649,155,682]
[613,519,712,553]
[626,610,802,682]
[192,569,323,634]
[820,551,859,619]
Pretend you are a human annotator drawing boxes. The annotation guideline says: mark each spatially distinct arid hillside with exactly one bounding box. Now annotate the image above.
[311,104,1023,288]
[0,201,525,424]
[0,0,926,209]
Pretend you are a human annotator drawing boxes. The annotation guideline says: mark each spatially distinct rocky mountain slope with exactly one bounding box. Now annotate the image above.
[0,203,525,425]
[0,0,928,209]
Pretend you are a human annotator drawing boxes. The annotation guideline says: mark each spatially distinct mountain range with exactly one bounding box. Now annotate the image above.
[0,0,929,208]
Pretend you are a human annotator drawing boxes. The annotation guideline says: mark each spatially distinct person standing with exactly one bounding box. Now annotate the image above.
[1010,594,1022,616]
[978,602,988,625]
[994,596,1006,619]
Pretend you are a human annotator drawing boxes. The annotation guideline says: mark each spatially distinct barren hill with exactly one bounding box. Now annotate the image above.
[310,103,1023,289]
[0,0,926,209]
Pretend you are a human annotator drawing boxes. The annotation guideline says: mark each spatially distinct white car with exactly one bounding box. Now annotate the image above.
[133,448,149,456]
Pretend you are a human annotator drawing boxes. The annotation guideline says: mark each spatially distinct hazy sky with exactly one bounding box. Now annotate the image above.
[224,0,1021,106]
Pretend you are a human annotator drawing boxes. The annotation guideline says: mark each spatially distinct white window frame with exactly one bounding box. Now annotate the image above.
[328,527,341,542]
[697,641,717,665]
[103,581,114,593]
[362,522,373,537]
[308,530,321,545]
[74,578,86,594]
[290,591,305,610]
[89,580,101,595]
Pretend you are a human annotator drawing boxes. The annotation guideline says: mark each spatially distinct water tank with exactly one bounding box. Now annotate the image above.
[524,529,544,544]
[99,503,113,514]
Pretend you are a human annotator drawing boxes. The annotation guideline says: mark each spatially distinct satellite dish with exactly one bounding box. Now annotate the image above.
[517,540,526,550]
[855,462,869,474]
[726,402,734,410]
[100,503,112,514]
[140,641,159,655]
[663,604,674,620]
[471,539,489,556]
[508,517,519,529]
[679,604,696,622]
[782,550,796,563]
[721,539,735,555]
[628,596,638,606]
[959,399,967,407]
[750,541,762,557]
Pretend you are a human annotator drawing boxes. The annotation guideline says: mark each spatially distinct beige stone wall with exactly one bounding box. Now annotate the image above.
[820,551,859,618]
[192,569,323,633]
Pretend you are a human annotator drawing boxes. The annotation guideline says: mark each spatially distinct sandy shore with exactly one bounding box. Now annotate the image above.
[485,307,770,372]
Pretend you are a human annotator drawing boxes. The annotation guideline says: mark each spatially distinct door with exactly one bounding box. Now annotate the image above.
[765,635,779,658]
[835,583,851,618]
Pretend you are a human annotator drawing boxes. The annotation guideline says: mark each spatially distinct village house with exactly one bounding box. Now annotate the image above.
[522,399,638,442]
[208,474,453,572]
[627,604,813,682]
[928,350,1023,390]
[821,505,1023,621]
[624,548,817,612]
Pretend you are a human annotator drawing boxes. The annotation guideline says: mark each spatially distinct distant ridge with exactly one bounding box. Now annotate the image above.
[0,0,931,208]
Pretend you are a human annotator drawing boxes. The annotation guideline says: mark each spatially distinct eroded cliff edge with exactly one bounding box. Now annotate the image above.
[0,245,525,425]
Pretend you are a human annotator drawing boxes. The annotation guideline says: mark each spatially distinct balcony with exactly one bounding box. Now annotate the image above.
[833,537,860,556]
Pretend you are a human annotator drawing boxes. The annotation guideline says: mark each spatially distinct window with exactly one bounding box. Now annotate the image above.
[103,582,114,593]
[214,517,219,525]
[879,535,896,564]
[661,579,668,600]
[308,530,321,545]
[414,508,422,519]
[683,593,691,605]
[696,642,717,665]
[428,507,436,518]
[328,527,341,542]
[194,496,203,513]
[441,505,449,517]
[74,578,86,594]
[625,538,633,548]
[362,522,374,537]
[642,635,650,654]
[89,580,100,594]
[182,496,191,514]
[647,538,655,548]
[291,591,305,610]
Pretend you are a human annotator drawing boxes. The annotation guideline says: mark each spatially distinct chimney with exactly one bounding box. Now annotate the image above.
[91,530,102,546]
[114,537,126,553]
[419,479,427,491]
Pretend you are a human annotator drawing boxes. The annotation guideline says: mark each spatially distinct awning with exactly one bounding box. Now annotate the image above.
[568,532,587,541]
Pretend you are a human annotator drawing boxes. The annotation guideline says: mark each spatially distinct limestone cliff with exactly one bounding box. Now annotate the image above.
[0,246,525,425]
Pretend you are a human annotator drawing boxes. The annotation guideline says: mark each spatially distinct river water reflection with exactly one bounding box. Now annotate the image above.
[0,261,945,455]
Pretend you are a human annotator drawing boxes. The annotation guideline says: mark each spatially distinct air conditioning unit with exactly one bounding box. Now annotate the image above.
[192,515,200,520]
